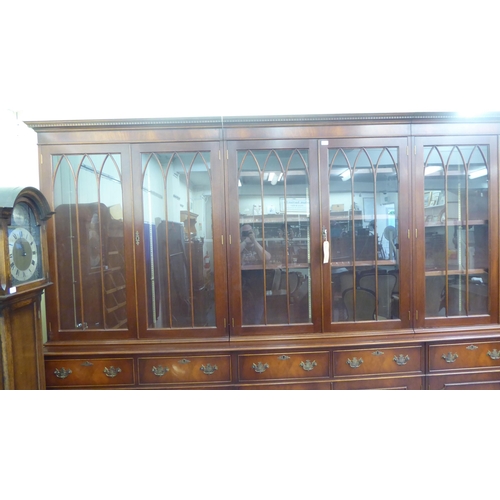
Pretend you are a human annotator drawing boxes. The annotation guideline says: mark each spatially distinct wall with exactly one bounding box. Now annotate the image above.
[0,109,38,188]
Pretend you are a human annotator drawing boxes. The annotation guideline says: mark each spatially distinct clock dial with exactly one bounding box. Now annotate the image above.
[9,228,39,282]
[8,202,43,285]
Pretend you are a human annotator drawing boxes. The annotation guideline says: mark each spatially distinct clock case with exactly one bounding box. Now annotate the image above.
[0,186,53,297]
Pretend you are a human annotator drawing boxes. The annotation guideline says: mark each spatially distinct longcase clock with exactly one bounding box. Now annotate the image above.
[0,187,53,389]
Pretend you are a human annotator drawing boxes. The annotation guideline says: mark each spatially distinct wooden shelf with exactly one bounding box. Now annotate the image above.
[425,268,488,276]
[239,214,309,224]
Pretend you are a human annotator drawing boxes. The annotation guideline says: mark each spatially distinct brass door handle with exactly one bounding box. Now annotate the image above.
[442,352,459,363]
[346,357,363,368]
[487,349,500,360]
[152,365,169,376]
[393,354,410,366]
[200,363,218,375]
[252,362,270,373]
[300,360,317,371]
[54,367,72,379]
[103,366,122,378]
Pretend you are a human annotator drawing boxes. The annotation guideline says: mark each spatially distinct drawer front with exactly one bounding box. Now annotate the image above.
[238,351,330,382]
[428,371,500,390]
[238,382,331,390]
[334,346,422,377]
[429,341,500,371]
[138,355,231,385]
[334,376,423,390]
[45,358,135,387]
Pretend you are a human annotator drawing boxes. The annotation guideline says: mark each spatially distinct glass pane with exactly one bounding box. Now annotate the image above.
[330,147,399,322]
[238,149,311,325]
[423,144,489,318]
[52,153,126,330]
[142,151,215,329]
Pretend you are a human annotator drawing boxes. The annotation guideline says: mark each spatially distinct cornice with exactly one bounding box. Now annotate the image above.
[25,112,500,132]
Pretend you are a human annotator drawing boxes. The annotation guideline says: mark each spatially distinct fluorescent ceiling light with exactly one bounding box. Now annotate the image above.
[425,166,442,176]
[340,169,351,181]
[469,167,487,179]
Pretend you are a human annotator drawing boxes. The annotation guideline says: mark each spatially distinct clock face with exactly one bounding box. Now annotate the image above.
[8,203,43,285]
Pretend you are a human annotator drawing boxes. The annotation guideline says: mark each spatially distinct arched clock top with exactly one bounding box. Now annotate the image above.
[0,186,53,221]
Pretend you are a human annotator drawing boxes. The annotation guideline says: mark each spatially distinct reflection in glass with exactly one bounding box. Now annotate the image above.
[141,151,215,329]
[238,149,311,325]
[52,153,127,330]
[329,147,399,322]
[423,145,489,317]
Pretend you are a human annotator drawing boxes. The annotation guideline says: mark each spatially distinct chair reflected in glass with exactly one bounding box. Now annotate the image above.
[358,272,397,319]
[342,287,376,321]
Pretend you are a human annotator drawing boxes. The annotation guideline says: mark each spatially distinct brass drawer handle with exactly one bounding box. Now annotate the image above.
[200,363,218,375]
[300,360,317,371]
[54,367,72,379]
[252,362,270,373]
[103,366,122,378]
[393,354,410,366]
[442,352,459,363]
[346,357,363,369]
[152,365,169,376]
[487,349,500,360]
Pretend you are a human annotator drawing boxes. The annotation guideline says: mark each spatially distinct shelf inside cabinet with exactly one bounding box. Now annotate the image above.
[425,219,488,228]
[239,214,309,224]
[331,259,397,268]
[425,268,487,276]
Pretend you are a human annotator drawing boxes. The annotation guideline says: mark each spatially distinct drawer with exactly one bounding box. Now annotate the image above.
[429,341,500,372]
[45,358,135,387]
[138,355,231,385]
[428,371,500,390]
[333,346,422,377]
[334,376,423,390]
[238,351,330,382]
[238,381,332,390]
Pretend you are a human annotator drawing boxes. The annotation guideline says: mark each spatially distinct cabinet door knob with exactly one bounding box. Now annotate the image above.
[393,354,410,366]
[487,349,500,360]
[103,366,122,378]
[200,363,218,375]
[441,352,459,363]
[152,365,169,376]
[252,362,269,373]
[54,367,72,379]
[346,357,363,368]
[299,360,317,371]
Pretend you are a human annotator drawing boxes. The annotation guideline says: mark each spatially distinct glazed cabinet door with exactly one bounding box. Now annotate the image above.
[40,145,137,340]
[227,140,322,335]
[320,138,411,333]
[414,136,499,328]
[131,142,228,339]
